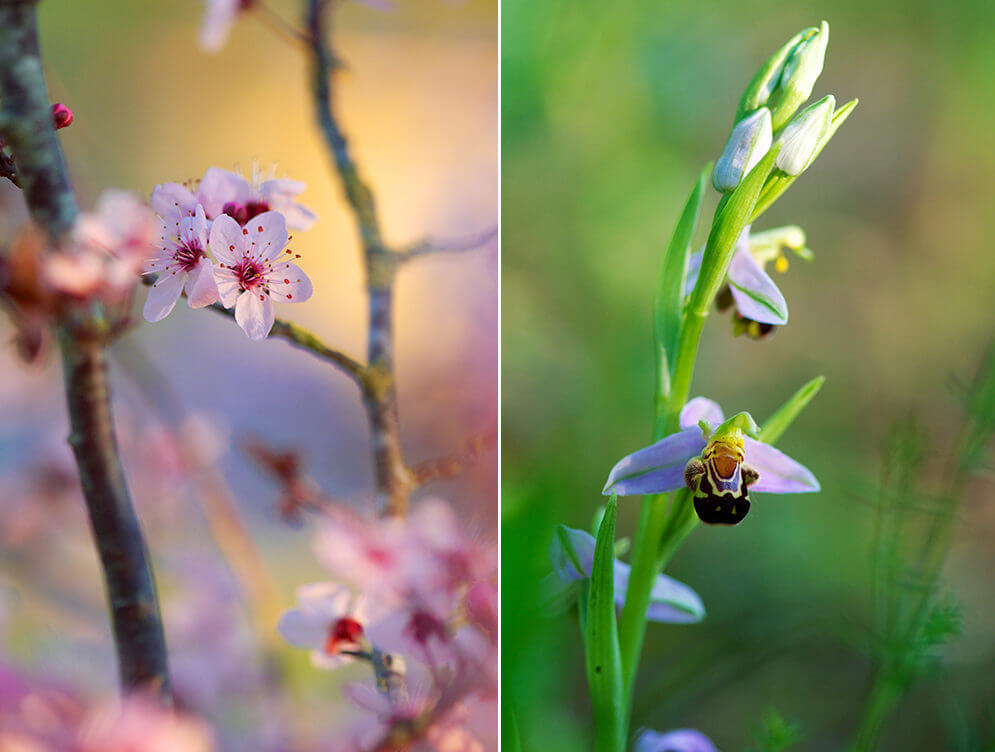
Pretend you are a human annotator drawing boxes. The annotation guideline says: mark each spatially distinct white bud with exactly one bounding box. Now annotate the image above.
[712,108,773,193]
[775,96,834,176]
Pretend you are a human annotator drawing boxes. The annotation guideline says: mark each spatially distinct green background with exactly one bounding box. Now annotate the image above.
[502,0,995,749]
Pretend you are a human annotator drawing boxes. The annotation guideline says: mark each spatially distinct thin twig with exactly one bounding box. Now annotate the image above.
[397,226,498,263]
[0,1,170,701]
[410,429,497,487]
[205,302,368,385]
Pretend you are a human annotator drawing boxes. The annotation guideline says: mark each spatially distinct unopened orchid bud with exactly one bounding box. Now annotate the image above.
[737,22,829,130]
[712,108,773,193]
[51,103,73,130]
[775,95,834,176]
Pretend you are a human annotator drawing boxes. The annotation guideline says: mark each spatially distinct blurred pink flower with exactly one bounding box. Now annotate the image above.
[143,205,219,322]
[78,697,215,752]
[210,211,312,340]
[278,582,369,670]
[344,683,483,752]
[45,189,157,302]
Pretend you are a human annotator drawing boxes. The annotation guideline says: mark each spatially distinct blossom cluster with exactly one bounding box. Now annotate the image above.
[278,499,497,751]
[0,664,214,751]
[145,166,315,340]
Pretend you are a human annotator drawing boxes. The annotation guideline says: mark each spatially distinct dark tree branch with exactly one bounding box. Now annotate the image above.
[307,0,411,517]
[0,0,170,701]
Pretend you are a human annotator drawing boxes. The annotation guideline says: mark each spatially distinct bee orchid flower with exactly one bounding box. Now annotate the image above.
[685,224,810,339]
[603,397,819,525]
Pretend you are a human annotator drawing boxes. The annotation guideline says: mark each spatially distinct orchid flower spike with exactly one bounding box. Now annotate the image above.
[685,224,810,339]
[603,397,819,525]
[550,526,705,623]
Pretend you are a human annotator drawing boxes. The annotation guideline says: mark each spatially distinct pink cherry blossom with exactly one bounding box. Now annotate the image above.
[45,189,157,302]
[143,205,219,322]
[278,582,370,670]
[200,166,317,231]
[77,697,215,752]
[199,0,254,54]
[210,211,312,340]
[344,683,484,752]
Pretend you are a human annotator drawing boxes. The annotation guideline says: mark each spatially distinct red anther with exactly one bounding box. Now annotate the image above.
[51,103,73,129]
[324,617,363,655]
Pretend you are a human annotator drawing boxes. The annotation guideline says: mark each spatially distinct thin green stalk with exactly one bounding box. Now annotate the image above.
[849,677,901,752]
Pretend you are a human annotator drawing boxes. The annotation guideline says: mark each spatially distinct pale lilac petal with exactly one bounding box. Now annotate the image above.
[208,213,244,265]
[603,428,705,496]
[684,251,703,298]
[551,527,704,623]
[549,527,595,583]
[143,269,186,322]
[310,650,350,670]
[635,728,719,752]
[744,437,820,494]
[727,248,788,325]
[184,258,219,308]
[234,290,274,341]
[259,178,307,203]
[246,211,288,263]
[214,267,240,308]
[277,609,326,650]
[198,167,250,217]
[267,262,312,303]
[151,182,198,219]
[606,466,689,496]
[679,397,725,430]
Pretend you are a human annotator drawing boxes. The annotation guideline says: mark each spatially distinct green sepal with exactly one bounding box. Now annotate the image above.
[655,164,710,397]
[712,411,761,440]
[751,98,858,222]
[759,376,825,444]
[688,145,780,318]
[585,495,625,752]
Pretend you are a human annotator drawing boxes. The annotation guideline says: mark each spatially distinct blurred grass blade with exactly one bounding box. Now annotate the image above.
[760,375,826,443]
[751,99,858,221]
[586,495,625,752]
[688,145,780,317]
[654,164,710,394]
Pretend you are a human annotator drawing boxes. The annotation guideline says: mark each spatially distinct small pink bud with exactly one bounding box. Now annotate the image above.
[51,103,73,130]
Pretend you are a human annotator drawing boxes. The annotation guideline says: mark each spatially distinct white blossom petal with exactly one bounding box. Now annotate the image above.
[143,269,186,322]
[234,289,274,340]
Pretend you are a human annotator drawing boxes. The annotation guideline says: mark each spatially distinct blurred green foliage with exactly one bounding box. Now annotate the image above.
[502,0,995,749]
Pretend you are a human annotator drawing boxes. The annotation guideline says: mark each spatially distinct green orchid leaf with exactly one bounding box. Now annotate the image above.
[585,495,625,752]
[760,376,825,443]
[655,164,710,396]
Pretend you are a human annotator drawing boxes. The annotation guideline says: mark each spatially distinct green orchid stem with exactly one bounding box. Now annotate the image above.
[619,314,708,709]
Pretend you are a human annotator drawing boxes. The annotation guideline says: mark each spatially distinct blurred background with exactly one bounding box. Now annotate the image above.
[0,0,496,748]
[502,0,994,750]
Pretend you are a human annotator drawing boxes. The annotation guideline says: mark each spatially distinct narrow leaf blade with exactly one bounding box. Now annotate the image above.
[585,495,625,752]
[760,375,825,443]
